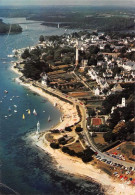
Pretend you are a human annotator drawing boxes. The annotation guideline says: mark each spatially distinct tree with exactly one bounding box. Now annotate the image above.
[65,127,72,132]
[50,142,60,149]
[103,132,116,143]
[104,44,111,52]
[75,127,83,133]
[132,148,135,155]
[21,49,30,59]
[88,45,99,55]
[99,124,110,132]
[109,109,121,129]
[81,148,94,162]
[62,56,72,64]
[39,35,45,42]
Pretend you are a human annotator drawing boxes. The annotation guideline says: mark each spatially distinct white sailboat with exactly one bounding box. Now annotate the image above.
[48,115,51,122]
[60,117,63,122]
[36,121,40,135]
[33,109,37,116]
[8,107,11,111]
[54,102,57,107]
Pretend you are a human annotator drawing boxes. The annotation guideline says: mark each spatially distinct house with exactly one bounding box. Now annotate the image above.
[41,73,48,86]
[97,61,104,66]
[122,61,135,71]
[99,44,105,50]
[94,87,100,96]
[111,97,126,114]
[111,83,123,93]
[117,97,126,108]
[81,59,88,67]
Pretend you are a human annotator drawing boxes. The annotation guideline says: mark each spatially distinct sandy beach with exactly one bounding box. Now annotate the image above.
[29,132,135,195]
[11,63,135,195]
[11,65,80,131]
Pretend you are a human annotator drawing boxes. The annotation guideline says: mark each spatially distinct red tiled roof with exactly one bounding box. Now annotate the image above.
[92,118,102,126]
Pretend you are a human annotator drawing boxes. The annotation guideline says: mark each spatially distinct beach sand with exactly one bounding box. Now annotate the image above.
[11,65,80,130]
[29,132,135,195]
[11,64,135,195]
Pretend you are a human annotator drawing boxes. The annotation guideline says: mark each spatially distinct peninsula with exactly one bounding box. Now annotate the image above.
[10,31,135,195]
[0,19,22,34]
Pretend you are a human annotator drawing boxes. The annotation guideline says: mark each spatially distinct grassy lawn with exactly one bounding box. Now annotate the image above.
[68,141,84,153]
[45,133,54,143]
[93,133,108,150]
[86,101,103,109]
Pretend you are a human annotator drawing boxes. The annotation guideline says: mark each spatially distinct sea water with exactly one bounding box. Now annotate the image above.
[0,17,104,195]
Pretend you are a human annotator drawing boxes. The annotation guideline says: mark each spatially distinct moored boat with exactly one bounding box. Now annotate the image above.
[33,109,37,116]
[28,109,31,115]
[22,114,25,119]
[4,90,8,94]
[8,107,11,111]
[48,115,51,122]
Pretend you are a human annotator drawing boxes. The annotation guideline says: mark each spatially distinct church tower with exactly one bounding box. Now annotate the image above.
[121,97,125,107]
[76,46,79,66]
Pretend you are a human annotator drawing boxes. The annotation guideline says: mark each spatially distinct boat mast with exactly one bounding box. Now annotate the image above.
[36,121,40,134]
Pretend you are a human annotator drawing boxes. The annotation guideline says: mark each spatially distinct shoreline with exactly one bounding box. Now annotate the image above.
[10,64,80,131]
[10,52,135,195]
[28,131,135,195]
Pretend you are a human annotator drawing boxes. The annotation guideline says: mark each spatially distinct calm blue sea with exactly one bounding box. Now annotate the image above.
[0,18,104,195]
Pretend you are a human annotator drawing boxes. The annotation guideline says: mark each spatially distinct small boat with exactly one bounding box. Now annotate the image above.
[60,117,63,122]
[54,102,57,107]
[22,114,25,119]
[33,109,37,116]
[14,110,17,113]
[43,110,45,112]
[8,107,11,111]
[3,61,6,64]
[0,101,2,103]
[48,115,51,122]
[4,95,6,98]
[4,90,8,94]
[5,116,8,118]
[14,105,17,108]
[7,54,14,58]
[12,49,17,53]
[16,96,20,98]
[10,99,12,101]
[9,114,12,117]
[28,109,31,115]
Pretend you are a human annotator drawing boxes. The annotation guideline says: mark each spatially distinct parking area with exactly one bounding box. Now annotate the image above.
[94,155,135,185]
[107,141,135,163]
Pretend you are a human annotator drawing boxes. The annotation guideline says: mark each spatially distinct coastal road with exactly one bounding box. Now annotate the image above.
[34,81,135,168]
[80,106,135,167]
[79,103,135,168]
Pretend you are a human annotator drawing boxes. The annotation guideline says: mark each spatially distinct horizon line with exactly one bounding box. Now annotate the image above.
[0,4,135,8]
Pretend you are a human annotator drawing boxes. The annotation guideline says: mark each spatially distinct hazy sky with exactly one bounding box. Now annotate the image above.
[0,0,134,6]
